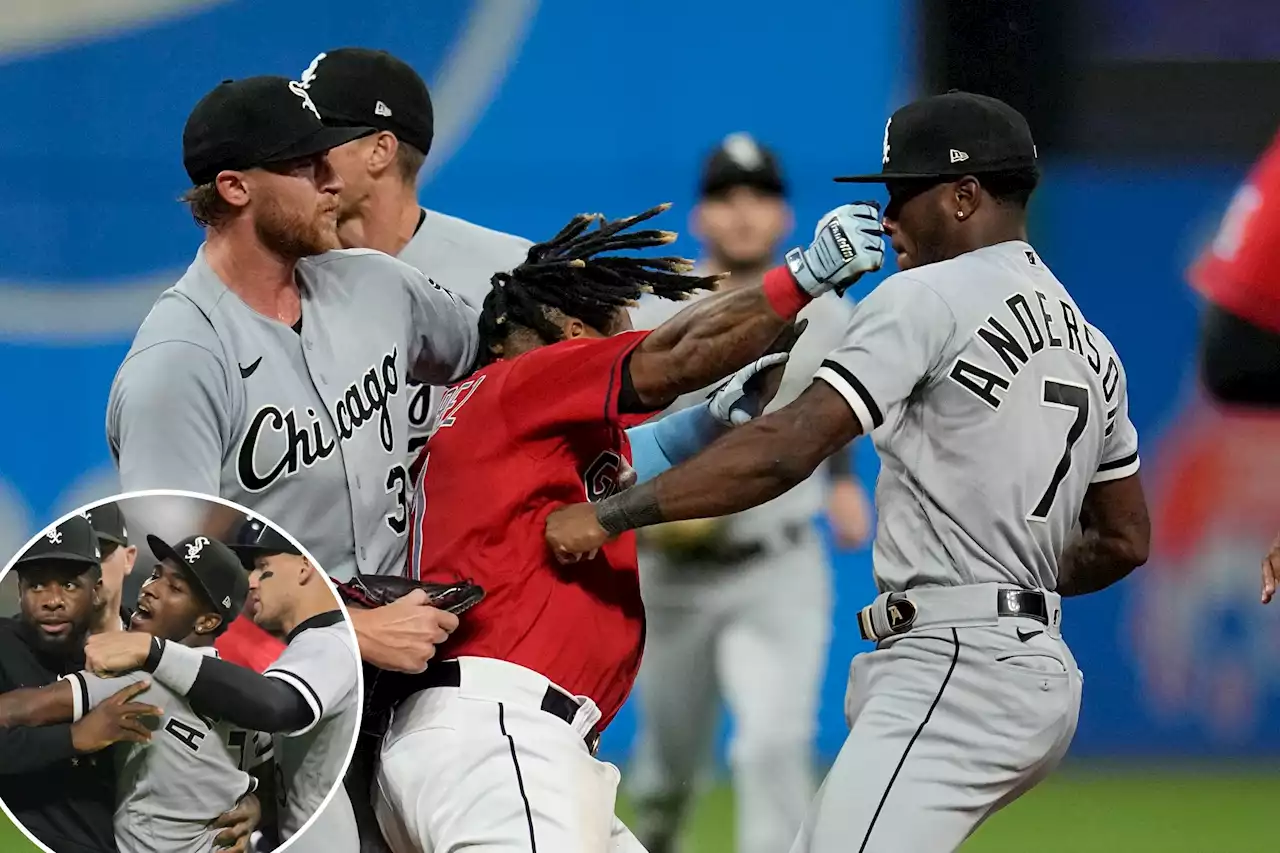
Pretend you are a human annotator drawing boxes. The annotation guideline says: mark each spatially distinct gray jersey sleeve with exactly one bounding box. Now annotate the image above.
[107,341,230,493]
[402,266,480,386]
[814,276,958,433]
[263,628,358,737]
[66,670,148,720]
[1092,353,1141,483]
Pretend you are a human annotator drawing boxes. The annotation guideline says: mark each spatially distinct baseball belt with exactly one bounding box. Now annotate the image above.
[857,584,1062,642]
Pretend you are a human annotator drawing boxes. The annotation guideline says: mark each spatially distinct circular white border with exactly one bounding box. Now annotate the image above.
[0,488,364,853]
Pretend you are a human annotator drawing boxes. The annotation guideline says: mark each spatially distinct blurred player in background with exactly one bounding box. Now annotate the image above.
[85,502,137,634]
[294,47,531,464]
[1187,124,1280,601]
[627,133,871,853]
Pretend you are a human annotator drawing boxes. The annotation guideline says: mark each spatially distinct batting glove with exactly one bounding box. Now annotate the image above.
[785,202,885,297]
[708,352,791,426]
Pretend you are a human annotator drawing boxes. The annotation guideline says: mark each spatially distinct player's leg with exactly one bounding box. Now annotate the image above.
[375,688,623,853]
[717,535,830,853]
[627,563,724,853]
[793,625,1081,853]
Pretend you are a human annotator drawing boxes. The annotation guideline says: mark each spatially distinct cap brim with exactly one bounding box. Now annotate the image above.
[260,125,376,167]
[833,172,950,183]
[95,532,128,549]
[15,552,99,568]
[227,543,289,569]
[147,534,221,612]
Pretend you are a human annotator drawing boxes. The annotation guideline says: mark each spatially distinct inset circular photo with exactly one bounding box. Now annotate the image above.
[0,490,362,853]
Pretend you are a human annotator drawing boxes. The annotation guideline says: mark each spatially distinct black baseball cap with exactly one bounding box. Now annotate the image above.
[227,515,302,570]
[146,534,248,624]
[298,48,435,157]
[183,75,377,185]
[700,132,786,198]
[835,91,1038,183]
[85,502,129,549]
[15,515,101,570]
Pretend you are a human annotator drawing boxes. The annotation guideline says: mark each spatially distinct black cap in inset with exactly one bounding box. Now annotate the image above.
[835,91,1037,183]
[183,75,377,185]
[84,502,129,549]
[227,515,302,570]
[146,534,248,624]
[297,49,434,157]
[699,132,786,199]
[15,515,101,570]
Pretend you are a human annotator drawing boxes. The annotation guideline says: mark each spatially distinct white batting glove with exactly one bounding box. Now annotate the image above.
[707,352,791,426]
[784,202,885,297]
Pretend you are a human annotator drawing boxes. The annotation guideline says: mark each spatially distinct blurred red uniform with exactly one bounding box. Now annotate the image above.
[1191,129,1280,333]
[407,329,657,727]
[214,616,284,673]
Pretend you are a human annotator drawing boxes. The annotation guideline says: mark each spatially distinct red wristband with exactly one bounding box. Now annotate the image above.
[762,265,813,319]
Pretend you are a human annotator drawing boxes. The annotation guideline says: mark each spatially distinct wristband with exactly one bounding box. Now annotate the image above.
[762,265,812,319]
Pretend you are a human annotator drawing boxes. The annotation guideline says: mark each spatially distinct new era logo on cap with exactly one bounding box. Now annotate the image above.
[374,100,392,117]
[949,148,969,163]
[222,595,232,609]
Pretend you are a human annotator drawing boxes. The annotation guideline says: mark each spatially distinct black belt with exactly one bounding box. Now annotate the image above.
[422,660,601,755]
[857,588,1050,641]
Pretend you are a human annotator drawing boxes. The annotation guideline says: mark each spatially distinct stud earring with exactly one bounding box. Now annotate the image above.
[956,211,965,219]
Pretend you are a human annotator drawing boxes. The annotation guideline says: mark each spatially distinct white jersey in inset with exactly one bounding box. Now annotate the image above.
[106,247,479,580]
[262,613,360,845]
[70,650,271,853]
[814,241,1140,592]
[397,207,532,462]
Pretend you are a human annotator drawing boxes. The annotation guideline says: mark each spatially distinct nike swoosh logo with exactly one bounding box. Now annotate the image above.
[1017,628,1044,643]
[239,357,263,379]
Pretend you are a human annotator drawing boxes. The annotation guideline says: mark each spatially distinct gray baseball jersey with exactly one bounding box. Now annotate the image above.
[262,617,360,844]
[69,653,270,853]
[630,281,856,535]
[814,240,1140,593]
[106,247,479,581]
[397,208,532,462]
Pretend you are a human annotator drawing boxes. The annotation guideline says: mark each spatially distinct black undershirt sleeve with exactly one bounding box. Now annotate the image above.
[185,657,314,734]
[1199,302,1280,406]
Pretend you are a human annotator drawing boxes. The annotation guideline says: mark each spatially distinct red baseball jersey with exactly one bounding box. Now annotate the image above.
[1190,129,1280,333]
[406,330,659,727]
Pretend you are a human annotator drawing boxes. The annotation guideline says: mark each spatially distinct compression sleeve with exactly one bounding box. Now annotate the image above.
[148,643,313,734]
[627,403,725,483]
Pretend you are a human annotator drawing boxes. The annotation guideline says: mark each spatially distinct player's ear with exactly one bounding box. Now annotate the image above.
[297,556,315,585]
[365,131,399,178]
[214,170,252,210]
[193,613,222,636]
[563,317,588,340]
[954,176,981,219]
[123,546,139,573]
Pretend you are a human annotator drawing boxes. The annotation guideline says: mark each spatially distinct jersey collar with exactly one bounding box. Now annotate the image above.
[285,609,345,644]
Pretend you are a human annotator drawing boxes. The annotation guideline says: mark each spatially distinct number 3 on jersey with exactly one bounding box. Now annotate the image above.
[1028,378,1089,522]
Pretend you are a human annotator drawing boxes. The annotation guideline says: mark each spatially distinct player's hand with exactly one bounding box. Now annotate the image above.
[708,352,790,426]
[1262,532,1280,604]
[212,792,260,853]
[785,202,884,297]
[70,680,162,753]
[827,478,873,550]
[84,631,153,677]
[545,503,611,564]
[351,590,460,673]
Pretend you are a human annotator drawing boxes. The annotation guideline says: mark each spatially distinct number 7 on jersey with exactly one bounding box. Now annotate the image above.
[1028,378,1090,522]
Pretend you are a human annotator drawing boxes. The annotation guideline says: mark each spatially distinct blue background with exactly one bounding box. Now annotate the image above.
[0,0,1275,763]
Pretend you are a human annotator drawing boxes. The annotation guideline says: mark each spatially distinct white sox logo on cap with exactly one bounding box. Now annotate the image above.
[882,117,892,165]
[185,536,210,564]
[288,80,322,121]
[47,529,63,545]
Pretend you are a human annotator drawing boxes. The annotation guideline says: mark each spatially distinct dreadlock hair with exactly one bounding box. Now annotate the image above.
[476,204,724,366]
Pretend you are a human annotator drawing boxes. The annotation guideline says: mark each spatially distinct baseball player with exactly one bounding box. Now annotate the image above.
[106,74,476,672]
[1185,123,1280,601]
[84,502,138,634]
[0,515,162,853]
[377,201,881,853]
[85,515,360,851]
[546,92,1153,853]
[0,532,269,853]
[292,47,533,465]
[628,133,871,853]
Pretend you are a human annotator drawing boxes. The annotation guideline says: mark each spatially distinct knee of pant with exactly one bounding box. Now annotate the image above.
[728,726,812,772]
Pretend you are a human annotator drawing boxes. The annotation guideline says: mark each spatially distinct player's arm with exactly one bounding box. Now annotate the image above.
[622,205,882,412]
[0,678,159,772]
[401,264,482,385]
[627,351,790,481]
[1057,363,1148,596]
[1198,302,1280,405]
[547,276,954,558]
[107,341,231,493]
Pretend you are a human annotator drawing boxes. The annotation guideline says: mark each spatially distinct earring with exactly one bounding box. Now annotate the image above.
[956,211,965,219]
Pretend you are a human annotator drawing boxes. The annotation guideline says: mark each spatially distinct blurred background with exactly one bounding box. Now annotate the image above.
[0,1,1277,851]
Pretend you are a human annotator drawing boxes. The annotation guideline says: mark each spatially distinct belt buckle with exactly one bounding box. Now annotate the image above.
[884,592,917,635]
